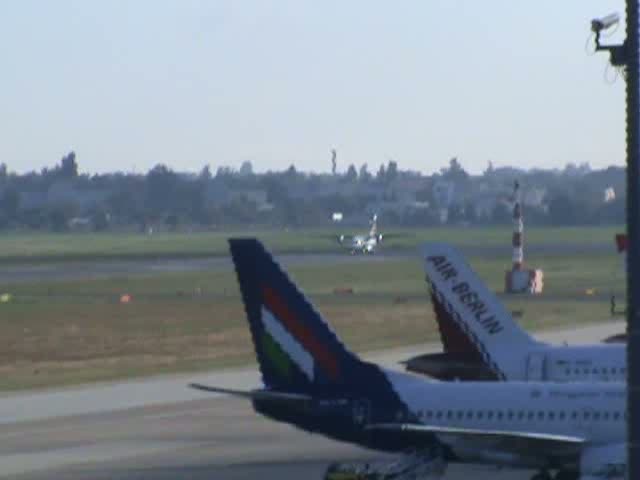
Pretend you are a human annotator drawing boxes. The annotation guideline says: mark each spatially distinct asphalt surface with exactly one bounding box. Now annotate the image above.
[0,253,374,285]
[0,321,624,480]
[0,242,614,285]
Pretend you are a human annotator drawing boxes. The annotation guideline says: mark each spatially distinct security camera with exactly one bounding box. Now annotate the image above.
[589,12,626,67]
[591,13,619,34]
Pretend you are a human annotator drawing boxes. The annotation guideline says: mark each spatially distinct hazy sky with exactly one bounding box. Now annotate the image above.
[0,1,627,175]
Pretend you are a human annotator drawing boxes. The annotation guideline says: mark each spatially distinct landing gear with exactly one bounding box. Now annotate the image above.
[553,471,579,480]
[530,471,551,480]
[324,451,446,479]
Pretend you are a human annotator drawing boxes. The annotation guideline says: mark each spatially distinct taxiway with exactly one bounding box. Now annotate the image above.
[0,321,623,480]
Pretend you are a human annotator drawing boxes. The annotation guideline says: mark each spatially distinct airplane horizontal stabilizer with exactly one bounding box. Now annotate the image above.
[188,383,313,404]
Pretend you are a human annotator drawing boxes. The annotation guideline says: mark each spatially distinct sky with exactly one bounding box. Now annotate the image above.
[0,0,628,175]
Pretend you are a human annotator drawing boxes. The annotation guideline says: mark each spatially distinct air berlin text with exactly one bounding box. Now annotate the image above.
[427,255,504,335]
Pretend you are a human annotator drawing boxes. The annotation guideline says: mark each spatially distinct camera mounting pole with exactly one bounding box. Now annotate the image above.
[592,6,640,480]
[625,3,640,478]
[591,6,640,479]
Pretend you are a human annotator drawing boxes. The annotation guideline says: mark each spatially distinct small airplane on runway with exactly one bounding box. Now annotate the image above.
[403,243,626,383]
[337,214,386,254]
[191,239,627,480]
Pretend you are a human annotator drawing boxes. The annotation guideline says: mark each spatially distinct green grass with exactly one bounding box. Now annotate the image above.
[0,248,625,391]
[0,225,623,263]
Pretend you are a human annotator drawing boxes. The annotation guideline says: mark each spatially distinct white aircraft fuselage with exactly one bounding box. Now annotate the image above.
[196,239,628,480]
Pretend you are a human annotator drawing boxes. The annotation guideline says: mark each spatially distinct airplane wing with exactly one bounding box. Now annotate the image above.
[189,383,313,405]
[376,232,411,239]
[366,423,584,456]
[315,233,358,245]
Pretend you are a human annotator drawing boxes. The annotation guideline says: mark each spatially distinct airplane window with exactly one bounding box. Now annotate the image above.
[537,411,544,420]
[583,411,591,420]
[466,411,473,419]
[612,368,617,374]
[603,412,609,420]
[426,411,433,419]
[518,411,525,420]
[613,412,620,421]
[477,412,484,420]
[446,411,453,420]
[571,412,578,420]
[496,411,503,420]
[527,412,534,420]
[548,411,555,420]
[602,367,608,374]
[583,368,589,375]
[565,368,570,376]
[456,411,463,420]
[593,412,600,421]
[559,411,565,420]
[436,411,443,419]
[574,369,580,375]
[487,411,494,420]
[507,411,514,420]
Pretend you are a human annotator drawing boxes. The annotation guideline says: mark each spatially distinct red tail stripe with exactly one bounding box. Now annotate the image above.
[262,286,340,380]
[431,292,484,362]
[616,234,627,253]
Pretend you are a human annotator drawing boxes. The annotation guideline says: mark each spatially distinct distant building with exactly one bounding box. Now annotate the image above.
[522,187,547,208]
[47,180,111,213]
[68,217,91,230]
[19,191,47,211]
[204,184,273,212]
[432,180,455,208]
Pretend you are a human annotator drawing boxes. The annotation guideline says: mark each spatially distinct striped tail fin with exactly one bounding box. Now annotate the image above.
[423,243,539,380]
[229,238,361,394]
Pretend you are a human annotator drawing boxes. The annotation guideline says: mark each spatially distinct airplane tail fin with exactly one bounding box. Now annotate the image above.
[423,243,538,380]
[369,214,378,237]
[229,238,363,394]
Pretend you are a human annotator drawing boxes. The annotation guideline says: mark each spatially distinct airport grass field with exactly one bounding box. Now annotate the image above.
[0,226,626,391]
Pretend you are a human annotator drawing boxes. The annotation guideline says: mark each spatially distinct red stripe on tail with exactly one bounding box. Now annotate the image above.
[262,286,340,380]
[616,234,627,253]
[431,292,485,363]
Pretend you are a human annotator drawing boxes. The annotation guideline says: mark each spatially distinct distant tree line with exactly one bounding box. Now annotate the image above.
[0,152,626,232]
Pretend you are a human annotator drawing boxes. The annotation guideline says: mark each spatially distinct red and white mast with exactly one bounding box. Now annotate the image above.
[505,181,543,294]
[511,180,523,271]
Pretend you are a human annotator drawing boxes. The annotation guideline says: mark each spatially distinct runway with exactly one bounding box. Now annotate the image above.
[4,399,522,480]
[0,242,612,285]
[0,321,623,480]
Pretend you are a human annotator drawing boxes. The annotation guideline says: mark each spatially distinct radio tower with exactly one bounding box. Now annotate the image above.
[505,180,543,294]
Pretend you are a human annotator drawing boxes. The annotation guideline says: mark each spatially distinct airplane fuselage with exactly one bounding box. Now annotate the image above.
[224,238,627,479]
[407,344,626,383]
[346,235,378,254]
[520,344,625,382]
[254,368,625,473]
